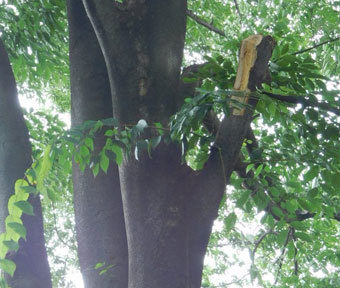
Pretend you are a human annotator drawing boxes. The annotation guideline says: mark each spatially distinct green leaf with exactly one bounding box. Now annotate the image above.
[2,240,19,252]
[111,145,123,166]
[254,164,264,178]
[80,145,90,157]
[236,190,251,208]
[290,221,306,230]
[95,262,104,269]
[100,151,109,173]
[246,164,254,174]
[37,144,53,193]
[104,129,116,137]
[281,43,289,55]
[298,199,313,212]
[277,229,289,247]
[295,232,312,242]
[20,186,36,194]
[7,223,26,240]
[287,241,295,259]
[271,207,284,219]
[84,137,94,151]
[0,259,16,277]
[224,212,237,234]
[14,201,34,216]
[92,163,100,177]
[154,122,164,136]
[304,166,319,182]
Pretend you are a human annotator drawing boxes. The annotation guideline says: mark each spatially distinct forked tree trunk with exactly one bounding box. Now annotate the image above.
[67,1,128,287]
[80,1,226,287]
[0,39,52,288]
[72,1,275,287]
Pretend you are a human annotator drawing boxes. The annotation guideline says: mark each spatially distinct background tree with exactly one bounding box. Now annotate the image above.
[0,39,52,287]
[0,0,339,287]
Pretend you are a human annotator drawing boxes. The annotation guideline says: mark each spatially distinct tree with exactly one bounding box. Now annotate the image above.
[0,0,339,287]
[0,39,52,287]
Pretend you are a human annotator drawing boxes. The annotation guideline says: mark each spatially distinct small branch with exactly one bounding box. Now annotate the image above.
[262,91,340,116]
[292,230,299,276]
[186,9,226,37]
[252,229,274,258]
[233,0,242,20]
[291,37,340,56]
[274,227,292,284]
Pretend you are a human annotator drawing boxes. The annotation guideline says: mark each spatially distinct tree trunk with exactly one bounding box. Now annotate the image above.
[75,1,275,287]
[0,39,52,288]
[67,1,128,287]
[80,1,227,287]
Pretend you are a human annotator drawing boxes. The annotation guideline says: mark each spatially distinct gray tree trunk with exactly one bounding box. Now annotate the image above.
[80,1,226,287]
[0,39,52,288]
[72,1,275,287]
[67,1,128,287]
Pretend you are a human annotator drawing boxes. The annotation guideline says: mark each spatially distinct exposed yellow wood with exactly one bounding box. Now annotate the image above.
[232,34,263,115]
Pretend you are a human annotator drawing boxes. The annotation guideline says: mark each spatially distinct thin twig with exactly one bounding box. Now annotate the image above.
[292,230,299,276]
[233,0,242,20]
[252,229,274,258]
[274,228,292,284]
[291,36,340,56]
[186,9,226,37]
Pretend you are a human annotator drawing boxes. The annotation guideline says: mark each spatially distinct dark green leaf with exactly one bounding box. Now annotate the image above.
[14,201,34,216]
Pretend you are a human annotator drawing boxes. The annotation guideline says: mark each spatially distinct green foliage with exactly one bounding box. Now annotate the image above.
[0,0,69,110]
[1,0,340,286]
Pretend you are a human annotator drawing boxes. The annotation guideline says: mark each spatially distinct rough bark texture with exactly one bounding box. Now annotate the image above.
[76,1,275,287]
[67,1,128,287]
[0,39,52,288]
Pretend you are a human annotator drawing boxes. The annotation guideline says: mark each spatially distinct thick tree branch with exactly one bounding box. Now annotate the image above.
[291,36,340,56]
[186,9,226,37]
[262,91,340,116]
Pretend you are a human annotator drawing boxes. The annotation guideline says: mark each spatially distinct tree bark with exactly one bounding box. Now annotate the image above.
[0,39,52,287]
[67,1,128,287]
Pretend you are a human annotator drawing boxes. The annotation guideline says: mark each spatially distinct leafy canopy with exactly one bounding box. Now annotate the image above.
[0,0,339,287]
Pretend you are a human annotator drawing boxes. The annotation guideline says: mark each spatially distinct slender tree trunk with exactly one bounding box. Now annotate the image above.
[67,1,128,287]
[0,39,52,288]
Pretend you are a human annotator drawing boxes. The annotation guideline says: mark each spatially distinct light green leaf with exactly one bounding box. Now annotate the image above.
[246,164,254,174]
[254,164,264,178]
[224,212,237,234]
[37,144,53,193]
[95,262,104,269]
[92,163,100,177]
[0,259,16,277]
[7,223,27,240]
[84,137,94,151]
